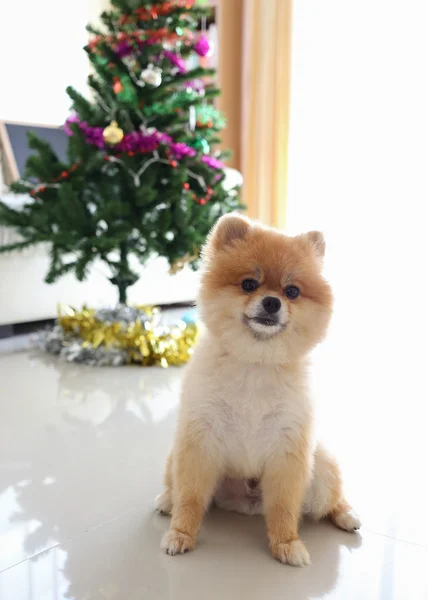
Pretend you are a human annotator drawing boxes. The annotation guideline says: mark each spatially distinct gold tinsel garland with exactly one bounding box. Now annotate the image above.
[56,305,197,367]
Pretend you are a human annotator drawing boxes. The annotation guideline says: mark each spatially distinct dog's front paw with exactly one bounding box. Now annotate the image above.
[271,538,311,567]
[161,529,195,555]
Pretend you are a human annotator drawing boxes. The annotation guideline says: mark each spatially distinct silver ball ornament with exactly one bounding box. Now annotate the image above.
[140,64,162,87]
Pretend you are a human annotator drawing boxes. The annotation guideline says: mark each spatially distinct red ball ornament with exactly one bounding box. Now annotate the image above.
[199,198,207,205]
[61,171,69,179]
[170,160,178,168]
[113,77,123,94]
[39,186,46,192]
[183,182,190,190]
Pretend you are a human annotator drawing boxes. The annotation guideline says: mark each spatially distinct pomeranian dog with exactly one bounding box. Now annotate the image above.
[156,214,360,566]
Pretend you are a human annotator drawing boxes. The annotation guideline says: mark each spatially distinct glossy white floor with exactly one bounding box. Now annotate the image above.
[1,297,428,600]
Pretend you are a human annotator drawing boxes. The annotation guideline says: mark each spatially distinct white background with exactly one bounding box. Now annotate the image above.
[287,0,428,242]
[287,1,428,438]
[287,0,428,309]
[0,0,89,125]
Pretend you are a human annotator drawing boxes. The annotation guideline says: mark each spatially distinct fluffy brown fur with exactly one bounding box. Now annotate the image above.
[157,214,360,566]
[199,217,333,365]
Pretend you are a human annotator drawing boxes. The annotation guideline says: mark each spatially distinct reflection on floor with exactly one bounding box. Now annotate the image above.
[0,332,427,598]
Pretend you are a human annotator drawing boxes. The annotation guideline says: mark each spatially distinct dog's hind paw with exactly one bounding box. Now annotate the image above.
[155,490,172,516]
[331,504,361,532]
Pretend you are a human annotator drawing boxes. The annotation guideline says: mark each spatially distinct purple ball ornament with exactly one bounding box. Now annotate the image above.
[193,35,213,58]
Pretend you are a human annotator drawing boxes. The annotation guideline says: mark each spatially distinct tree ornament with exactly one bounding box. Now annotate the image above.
[194,35,213,57]
[140,64,162,87]
[103,121,124,145]
[113,77,123,94]
[191,137,210,154]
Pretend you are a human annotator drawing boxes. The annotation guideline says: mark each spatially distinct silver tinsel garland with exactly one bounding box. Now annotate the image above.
[35,326,130,367]
[34,305,198,367]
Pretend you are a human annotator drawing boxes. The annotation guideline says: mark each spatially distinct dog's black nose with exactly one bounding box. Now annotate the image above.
[262,296,281,314]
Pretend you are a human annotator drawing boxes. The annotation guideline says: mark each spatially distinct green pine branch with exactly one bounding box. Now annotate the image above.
[0,239,35,254]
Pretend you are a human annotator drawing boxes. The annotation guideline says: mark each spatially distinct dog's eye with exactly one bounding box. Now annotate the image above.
[241,278,259,292]
[284,285,300,299]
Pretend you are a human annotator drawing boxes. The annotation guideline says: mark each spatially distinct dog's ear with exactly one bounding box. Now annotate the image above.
[306,231,325,258]
[208,213,251,251]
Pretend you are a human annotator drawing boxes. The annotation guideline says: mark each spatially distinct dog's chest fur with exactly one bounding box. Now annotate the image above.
[181,336,311,477]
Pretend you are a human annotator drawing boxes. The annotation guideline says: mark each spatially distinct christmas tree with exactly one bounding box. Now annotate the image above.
[0,0,242,304]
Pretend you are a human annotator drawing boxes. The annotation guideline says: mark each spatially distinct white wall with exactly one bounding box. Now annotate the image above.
[286,1,428,443]
[0,248,199,325]
[0,0,89,125]
[287,0,428,242]
[287,0,428,302]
